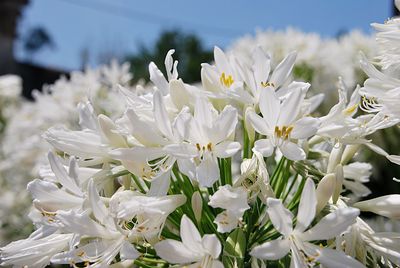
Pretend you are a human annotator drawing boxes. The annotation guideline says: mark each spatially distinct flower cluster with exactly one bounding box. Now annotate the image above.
[1,8,400,268]
[0,61,136,242]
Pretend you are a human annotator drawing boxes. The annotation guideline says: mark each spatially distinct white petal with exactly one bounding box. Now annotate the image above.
[214,141,241,158]
[163,143,198,158]
[214,210,240,233]
[120,241,140,261]
[154,239,201,264]
[149,62,168,95]
[277,88,303,126]
[301,207,359,241]
[196,156,220,187]
[279,141,305,161]
[250,239,290,260]
[202,234,221,259]
[210,105,238,144]
[98,114,127,147]
[153,90,174,139]
[252,46,271,88]
[266,198,293,237]
[88,179,112,227]
[290,117,320,139]
[211,260,225,268]
[295,178,316,232]
[181,215,204,253]
[47,152,83,196]
[177,158,196,180]
[148,171,171,197]
[308,245,365,268]
[214,46,231,73]
[270,51,296,88]
[253,139,274,157]
[247,111,271,135]
[259,88,280,128]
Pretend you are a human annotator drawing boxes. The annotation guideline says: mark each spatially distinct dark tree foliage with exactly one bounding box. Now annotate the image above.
[23,27,54,55]
[127,30,213,83]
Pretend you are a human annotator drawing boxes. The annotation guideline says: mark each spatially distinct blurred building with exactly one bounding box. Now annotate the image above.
[0,0,66,99]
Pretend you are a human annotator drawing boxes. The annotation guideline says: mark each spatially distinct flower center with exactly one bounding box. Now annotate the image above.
[274,126,293,140]
[220,72,234,88]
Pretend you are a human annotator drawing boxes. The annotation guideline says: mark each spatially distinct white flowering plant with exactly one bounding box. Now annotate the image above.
[2,5,400,268]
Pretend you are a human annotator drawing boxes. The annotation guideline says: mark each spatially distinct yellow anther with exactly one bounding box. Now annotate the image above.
[207,143,213,151]
[275,125,293,140]
[261,81,275,88]
[274,126,282,138]
[196,143,201,151]
[220,72,234,88]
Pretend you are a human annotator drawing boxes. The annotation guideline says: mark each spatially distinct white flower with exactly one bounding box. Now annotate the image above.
[208,185,250,233]
[165,97,241,187]
[234,151,275,203]
[0,228,72,268]
[251,178,363,268]
[109,190,187,243]
[247,87,319,160]
[154,215,223,268]
[51,180,140,267]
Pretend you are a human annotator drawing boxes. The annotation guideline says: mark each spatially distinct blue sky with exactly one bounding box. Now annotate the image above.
[16,0,392,70]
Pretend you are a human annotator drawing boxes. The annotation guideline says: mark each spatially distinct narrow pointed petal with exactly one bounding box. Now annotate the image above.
[247,111,271,135]
[266,198,293,237]
[180,215,203,253]
[301,207,359,241]
[277,88,303,126]
[250,239,290,260]
[269,51,297,88]
[295,178,317,232]
[149,62,168,95]
[202,234,222,259]
[154,239,201,264]
[153,90,174,139]
[305,245,365,268]
[259,88,280,128]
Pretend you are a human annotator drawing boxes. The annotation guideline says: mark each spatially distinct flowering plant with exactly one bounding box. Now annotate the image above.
[2,6,400,268]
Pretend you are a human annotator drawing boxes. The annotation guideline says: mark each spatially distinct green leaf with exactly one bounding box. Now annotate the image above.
[222,228,246,268]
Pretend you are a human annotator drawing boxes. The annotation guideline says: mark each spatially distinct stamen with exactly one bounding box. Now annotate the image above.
[220,72,234,88]
[260,81,275,88]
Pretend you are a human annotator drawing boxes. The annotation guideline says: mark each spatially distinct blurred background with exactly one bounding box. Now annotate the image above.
[0,0,394,98]
[0,0,399,244]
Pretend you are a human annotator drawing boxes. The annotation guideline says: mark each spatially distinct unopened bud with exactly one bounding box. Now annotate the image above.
[354,194,400,219]
[333,164,344,204]
[316,173,336,214]
[191,191,203,223]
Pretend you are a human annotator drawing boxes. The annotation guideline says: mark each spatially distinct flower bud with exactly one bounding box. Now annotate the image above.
[316,173,336,213]
[327,143,343,173]
[353,195,400,219]
[191,191,203,223]
[341,144,360,165]
[333,164,344,204]
[245,107,256,142]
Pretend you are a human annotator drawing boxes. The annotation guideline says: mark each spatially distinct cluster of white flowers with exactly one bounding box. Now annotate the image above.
[0,61,137,242]
[229,28,377,105]
[1,6,400,268]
